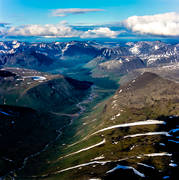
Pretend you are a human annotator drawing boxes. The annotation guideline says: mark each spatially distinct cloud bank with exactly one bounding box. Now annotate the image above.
[0,21,121,39]
[52,8,104,17]
[3,21,80,38]
[1,12,179,40]
[123,12,179,36]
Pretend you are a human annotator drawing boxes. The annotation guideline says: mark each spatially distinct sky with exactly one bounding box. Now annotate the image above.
[0,0,179,41]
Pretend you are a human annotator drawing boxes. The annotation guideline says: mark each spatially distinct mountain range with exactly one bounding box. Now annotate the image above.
[0,41,179,77]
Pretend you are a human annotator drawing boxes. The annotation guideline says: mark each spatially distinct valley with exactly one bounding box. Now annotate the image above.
[0,40,179,180]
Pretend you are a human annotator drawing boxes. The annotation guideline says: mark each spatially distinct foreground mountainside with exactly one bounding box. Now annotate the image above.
[0,67,93,177]
[0,41,179,180]
[10,72,179,180]
[0,41,179,78]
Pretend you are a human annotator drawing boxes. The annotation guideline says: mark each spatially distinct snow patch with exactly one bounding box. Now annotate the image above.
[91,120,166,135]
[119,89,122,93]
[110,116,116,120]
[159,143,166,146]
[112,100,117,104]
[130,45,140,55]
[32,76,47,81]
[22,76,47,81]
[12,40,17,45]
[106,164,145,178]
[168,139,179,143]
[130,145,137,150]
[55,42,60,45]
[169,163,178,167]
[62,43,71,55]
[138,163,155,169]
[169,128,179,134]
[55,160,110,174]
[58,139,106,160]
[91,155,105,161]
[116,113,121,117]
[123,132,171,139]
[154,45,159,50]
[132,80,136,83]
[142,152,172,157]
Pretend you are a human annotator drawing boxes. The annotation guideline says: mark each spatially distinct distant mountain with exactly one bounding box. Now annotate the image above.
[0,41,99,69]
[0,41,179,76]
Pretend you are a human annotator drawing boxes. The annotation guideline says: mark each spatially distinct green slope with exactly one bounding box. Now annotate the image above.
[0,67,93,177]
[20,72,178,180]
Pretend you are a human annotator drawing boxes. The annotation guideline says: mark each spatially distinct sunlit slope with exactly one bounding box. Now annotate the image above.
[27,72,179,180]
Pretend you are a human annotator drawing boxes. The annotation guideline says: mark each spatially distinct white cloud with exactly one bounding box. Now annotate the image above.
[123,12,179,36]
[1,22,121,39]
[52,8,104,17]
[81,27,123,38]
[4,21,81,38]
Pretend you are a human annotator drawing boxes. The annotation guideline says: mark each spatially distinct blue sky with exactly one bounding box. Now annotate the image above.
[0,0,179,40]
[1,0,179,25]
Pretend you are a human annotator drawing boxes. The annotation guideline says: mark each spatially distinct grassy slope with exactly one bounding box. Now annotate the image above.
[15,83,116,178]
[29,72,179,180]
[0,68,93,177]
